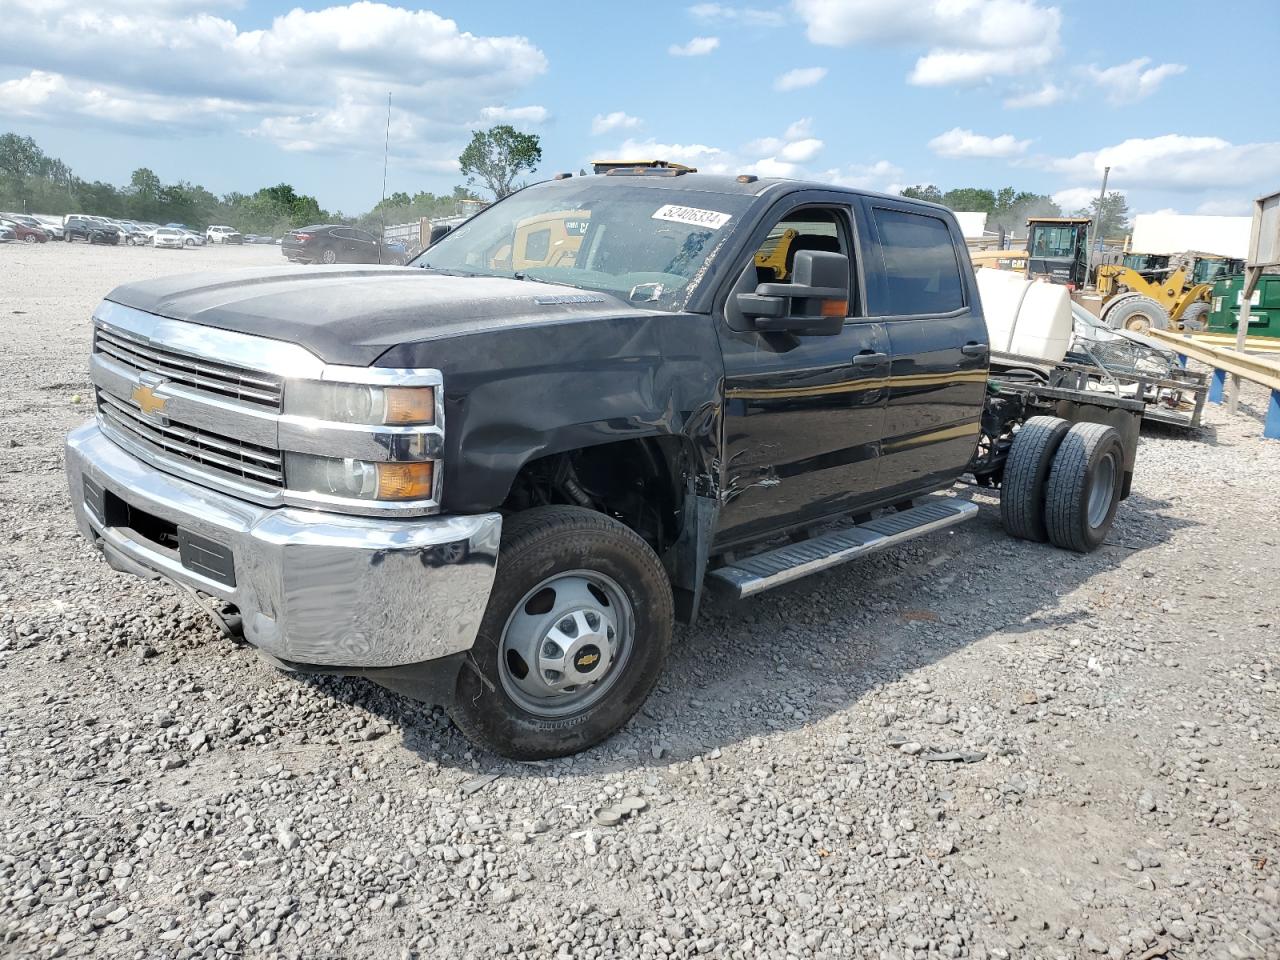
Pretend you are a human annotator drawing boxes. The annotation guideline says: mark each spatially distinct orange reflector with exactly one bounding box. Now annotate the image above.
[375,461,434,500]
[821,299,848,317]
[384,386,435,424]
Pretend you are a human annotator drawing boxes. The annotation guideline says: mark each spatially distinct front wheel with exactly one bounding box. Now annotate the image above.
[23,234,35,244]
[447,506,673,760]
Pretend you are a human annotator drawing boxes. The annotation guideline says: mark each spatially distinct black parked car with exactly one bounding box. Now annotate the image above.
[65,218,121,245]
[282,224,405,265]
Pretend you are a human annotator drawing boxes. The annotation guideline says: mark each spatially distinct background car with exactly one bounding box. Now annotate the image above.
[206,225,244,244]
[151,227,187,249]
[117,223,150,246]
[282,224,405,264]
[0,225,14,243]
[0,216,49,243]
[64,217,121,244]
[29,215,64,240]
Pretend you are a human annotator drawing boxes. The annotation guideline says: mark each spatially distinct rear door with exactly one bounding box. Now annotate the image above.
[715,193,890,549]
[857,199,988,498]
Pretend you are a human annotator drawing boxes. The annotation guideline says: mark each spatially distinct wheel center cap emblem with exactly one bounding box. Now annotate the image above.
[573,645,602,673]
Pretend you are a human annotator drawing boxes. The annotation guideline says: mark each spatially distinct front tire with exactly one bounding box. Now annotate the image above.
[23,234,35,244]
[1044,423,1125,553]
[448,506,673,760]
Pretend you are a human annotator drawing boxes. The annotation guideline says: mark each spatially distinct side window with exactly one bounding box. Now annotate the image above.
[352,228,376,243]
[522,227,551,263]
[330,228,352,241]
[751,213,845,287]
[725,205,857,331]
[869,208,965,316]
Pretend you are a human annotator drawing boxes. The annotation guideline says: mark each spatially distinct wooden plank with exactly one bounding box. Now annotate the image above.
[1148,328,1280,393]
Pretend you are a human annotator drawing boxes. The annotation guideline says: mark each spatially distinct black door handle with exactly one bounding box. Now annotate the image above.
[961,342,988,357]
[851,351,886,368]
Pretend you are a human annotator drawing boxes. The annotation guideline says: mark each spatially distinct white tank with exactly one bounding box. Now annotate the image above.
[975,268,1072,363]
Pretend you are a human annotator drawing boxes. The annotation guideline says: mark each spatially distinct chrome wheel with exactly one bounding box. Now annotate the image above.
[321,248,338,264]
[1088,450,1117,528]
[498,570,634,718]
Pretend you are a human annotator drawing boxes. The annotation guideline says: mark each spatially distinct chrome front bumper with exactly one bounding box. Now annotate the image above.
[66,422,501,668]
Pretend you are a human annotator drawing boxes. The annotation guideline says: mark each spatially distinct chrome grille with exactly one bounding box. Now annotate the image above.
[94,322,283,409]
[97,389,284,487]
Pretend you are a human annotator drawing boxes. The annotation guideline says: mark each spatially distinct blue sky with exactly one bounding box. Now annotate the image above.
[2,0,1277,216]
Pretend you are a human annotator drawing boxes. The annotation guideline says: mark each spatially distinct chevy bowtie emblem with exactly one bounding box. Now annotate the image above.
[131,383,168,416]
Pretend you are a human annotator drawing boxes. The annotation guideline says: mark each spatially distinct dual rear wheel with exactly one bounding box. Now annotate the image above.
[1001,416,1125,552]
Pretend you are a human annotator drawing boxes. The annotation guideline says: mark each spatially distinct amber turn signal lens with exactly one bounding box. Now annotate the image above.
[374,461,434,500]
[820,299,848,317]
[383,386,435,424]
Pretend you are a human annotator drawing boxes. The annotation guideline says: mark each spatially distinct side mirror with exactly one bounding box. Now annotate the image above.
[736,250,849,335]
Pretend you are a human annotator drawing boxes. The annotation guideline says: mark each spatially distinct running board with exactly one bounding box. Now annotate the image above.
[708,499,978,600]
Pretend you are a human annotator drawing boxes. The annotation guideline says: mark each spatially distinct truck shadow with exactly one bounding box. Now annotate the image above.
[293,490,1195,776]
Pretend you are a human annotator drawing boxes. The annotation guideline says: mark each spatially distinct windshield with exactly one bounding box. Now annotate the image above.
[411,179,753,311]
[1029,224,1083,259]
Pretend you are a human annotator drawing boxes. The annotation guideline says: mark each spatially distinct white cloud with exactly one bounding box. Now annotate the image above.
[611,138,731,173]
[794,0,1061,86]
[773,66,827,91]
[591,111,642,135]
[929,127,1031,159]
[1044,134,1280,192]
[1195,198,1251,216]
[784,117,813,139]
[779,137,824,162]
[0,69,251,132]
[1051,186,1112,212]
[0,2,548,162]
[669,36,721,56]
[689,3,787,26]
[608,118,826,179]
[816,159,905,192]
[1086,57,1185,104]
[479,105,549,124]
[1003,82,1065,109]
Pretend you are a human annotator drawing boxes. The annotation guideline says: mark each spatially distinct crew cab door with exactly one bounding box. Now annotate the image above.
[715,197,889,549]
[856,199,989,498]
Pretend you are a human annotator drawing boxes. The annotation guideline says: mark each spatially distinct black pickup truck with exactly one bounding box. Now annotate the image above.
[66,166,1143,758]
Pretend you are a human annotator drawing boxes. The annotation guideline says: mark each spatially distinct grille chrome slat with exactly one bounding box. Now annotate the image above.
[98,325,283,390]
[97,390,284,486]
[94,325,283,408]
[96,392,281,468]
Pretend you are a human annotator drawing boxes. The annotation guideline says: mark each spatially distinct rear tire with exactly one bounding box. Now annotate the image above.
[447,506,673,760]
[320,246,338,265]
[1177,301,1209,332]
[1102,295,1169,334]
[1044,423,1125,553]
[1000,415,1071,542]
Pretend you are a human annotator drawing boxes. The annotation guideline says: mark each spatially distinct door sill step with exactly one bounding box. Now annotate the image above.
[707,499,977,599]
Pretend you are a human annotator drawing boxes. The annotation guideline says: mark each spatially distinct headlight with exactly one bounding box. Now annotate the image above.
[285,453,434,501]
[285,381,435,425]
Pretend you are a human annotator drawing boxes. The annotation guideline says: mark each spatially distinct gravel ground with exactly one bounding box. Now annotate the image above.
[2,241,1278,960]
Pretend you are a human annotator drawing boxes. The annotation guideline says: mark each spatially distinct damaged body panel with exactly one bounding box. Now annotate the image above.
[64,168,1145,759]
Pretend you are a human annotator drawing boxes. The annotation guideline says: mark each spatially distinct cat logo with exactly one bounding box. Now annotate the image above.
[131,382,168,417]
[574,648,601,671]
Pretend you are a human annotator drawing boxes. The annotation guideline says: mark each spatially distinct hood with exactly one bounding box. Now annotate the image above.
[104,265,647,366]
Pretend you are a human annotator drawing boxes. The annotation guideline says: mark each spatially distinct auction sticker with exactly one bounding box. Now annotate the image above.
[652,204,732,230]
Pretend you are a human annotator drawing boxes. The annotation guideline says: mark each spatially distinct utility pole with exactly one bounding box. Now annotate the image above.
[1084,165,1110,289]
[378,91,391,265]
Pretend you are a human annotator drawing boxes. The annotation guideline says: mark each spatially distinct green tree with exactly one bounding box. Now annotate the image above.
[941,187,996,214]
[1075,191,1131,240]
[458,125,541,199]
[900,184,943,203]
